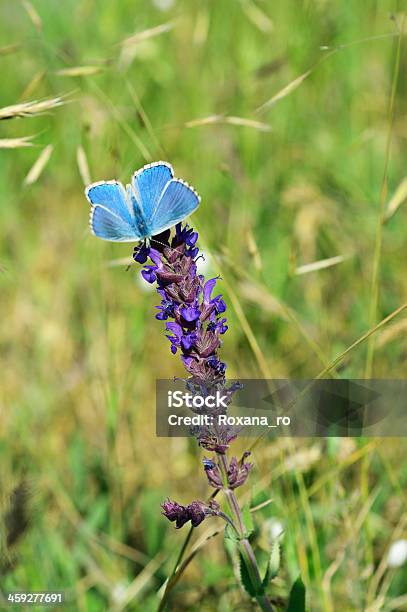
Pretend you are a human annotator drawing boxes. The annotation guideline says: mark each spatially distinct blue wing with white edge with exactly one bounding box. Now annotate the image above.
[149,179,200,235]
[90,206,142,242]
[131,161,174,219]
[85,181,133,225]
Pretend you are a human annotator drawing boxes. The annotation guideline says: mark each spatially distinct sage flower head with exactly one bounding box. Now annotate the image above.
[134,224,228,386]
[161,498,221,529]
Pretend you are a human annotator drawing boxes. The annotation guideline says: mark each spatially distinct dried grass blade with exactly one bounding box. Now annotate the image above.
[0,96,66,120]
[295,255,347,275]
[185,114,271,131]
[240,0,273,33]
[24,144,53,185]
[384,176,407,222]
[376,318,407,347]
[224,116,271,131]
[76,146,91,185]
[0,136,34,148]
[256,69,312,113]
[55,66,105,77]
[22,1,42,30]
[19,71,46,101]
[185,115,224,128]
[121,22,174,47]
[0,43,21,56]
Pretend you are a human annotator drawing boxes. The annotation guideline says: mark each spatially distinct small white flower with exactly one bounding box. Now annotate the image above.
[266,518,284,540]
[152,0,175,11]
[112,582,128,603]
[387,539,407,568]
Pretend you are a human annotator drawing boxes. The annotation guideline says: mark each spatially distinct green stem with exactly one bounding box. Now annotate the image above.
[218,454,274,612]
[157,526,193,612]
[365,13,405,377]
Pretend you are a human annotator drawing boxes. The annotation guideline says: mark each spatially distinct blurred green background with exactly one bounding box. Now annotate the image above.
[1,1,407,610]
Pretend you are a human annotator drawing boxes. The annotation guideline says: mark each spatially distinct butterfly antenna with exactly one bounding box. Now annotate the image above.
[134,235,201,264]
[149,237,183,257]
[131,237,180,264]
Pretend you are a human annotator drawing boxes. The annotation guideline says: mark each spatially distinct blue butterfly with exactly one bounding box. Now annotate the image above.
[85,161,200,243]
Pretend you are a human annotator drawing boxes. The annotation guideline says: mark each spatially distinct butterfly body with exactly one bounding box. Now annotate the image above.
[86,161,200,242]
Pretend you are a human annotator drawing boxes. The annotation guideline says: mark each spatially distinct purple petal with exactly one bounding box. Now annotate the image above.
[141,267,157,283]
[203,278,217,304]
[215,298,226,313]
[133,245,150,264]
[166,321,183,339]
[187,232,198,246]
[181,355,194,368]
[155,311,168,320]
[181,305,200,322]
[161,498,185,521]
[181,333,195,350]
[149,248,163,268]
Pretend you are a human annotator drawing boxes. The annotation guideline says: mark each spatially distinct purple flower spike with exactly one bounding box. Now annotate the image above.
[133,223,229,386]
[134,224,245,462]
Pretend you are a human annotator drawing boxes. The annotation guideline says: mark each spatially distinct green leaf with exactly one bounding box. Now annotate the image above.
[241,503,254,537]
[287,576,306,612]
[224,529,237,560]
[224,527,242,585]
[239,552,258,598]
[262,537,280,586]
[224,523,240,544]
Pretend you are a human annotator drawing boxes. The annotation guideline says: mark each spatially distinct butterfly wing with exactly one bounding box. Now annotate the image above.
[90,205,142,242]
[131,161,174,219]
[85,180,133,224]
[149,179,200,235]
[86,180,142,241]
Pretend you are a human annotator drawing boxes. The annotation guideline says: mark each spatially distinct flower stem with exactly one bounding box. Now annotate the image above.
[217,454,274,612]
[157,526,193,612]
